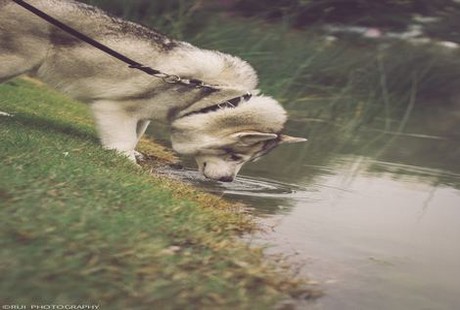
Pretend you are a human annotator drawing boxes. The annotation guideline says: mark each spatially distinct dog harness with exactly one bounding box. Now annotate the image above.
[180,92,252,119]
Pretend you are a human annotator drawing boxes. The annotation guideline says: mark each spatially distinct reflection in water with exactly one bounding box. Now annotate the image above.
[154,106,460,309]
[250,157,460,310]
[156,165,314,213]
[157,166,300,198]
[247,112,459,309]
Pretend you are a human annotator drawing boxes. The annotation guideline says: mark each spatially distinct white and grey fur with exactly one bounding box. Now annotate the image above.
[0,0,305,182]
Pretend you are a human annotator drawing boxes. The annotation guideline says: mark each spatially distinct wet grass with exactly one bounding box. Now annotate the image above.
[0,78,311,309]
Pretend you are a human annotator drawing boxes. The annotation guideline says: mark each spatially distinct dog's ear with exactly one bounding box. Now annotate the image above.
[279,134,307,144]
[231,131,278,145]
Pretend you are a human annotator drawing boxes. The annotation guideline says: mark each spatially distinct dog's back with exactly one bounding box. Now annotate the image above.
[0,0,177,83]
[0,0,258,100]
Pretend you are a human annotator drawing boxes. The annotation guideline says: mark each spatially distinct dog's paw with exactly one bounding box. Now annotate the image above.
[134,150,145,162]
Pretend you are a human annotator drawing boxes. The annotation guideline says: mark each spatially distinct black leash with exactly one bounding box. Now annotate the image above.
[11,0,253,116]
[10,0,216,90]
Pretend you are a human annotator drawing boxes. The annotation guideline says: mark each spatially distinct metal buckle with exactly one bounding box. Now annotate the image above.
[162,74,181,84]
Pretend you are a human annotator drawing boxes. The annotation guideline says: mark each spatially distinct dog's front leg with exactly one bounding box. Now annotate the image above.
[136,120,151,142]
[133,120,151,160]
[90,100,139,161]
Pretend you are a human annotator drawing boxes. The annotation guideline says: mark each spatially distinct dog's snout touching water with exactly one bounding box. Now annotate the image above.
[1,0,306,181]
[218,176,234,183]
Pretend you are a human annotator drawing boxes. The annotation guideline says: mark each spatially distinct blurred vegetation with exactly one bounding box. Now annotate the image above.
[191,18,460,130]
[81,0,460,42]
[83,0,460,36]
[230,0,460,29]
[84,0,214,39]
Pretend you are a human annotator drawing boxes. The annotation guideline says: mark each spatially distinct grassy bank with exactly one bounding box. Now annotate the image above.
[0,79,309,309]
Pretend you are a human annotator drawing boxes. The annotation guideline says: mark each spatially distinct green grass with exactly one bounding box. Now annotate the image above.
[0,79,307,309]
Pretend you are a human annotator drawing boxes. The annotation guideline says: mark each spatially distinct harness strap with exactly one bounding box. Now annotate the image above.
[180,92,252,119]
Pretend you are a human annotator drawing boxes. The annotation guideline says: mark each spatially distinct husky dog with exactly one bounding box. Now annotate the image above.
[0,0,305,182]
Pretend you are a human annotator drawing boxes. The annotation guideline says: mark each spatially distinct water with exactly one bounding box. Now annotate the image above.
[245,157,460,310]
[151,104,460,309]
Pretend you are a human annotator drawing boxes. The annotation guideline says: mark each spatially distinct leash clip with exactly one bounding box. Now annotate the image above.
[162,74,181,84]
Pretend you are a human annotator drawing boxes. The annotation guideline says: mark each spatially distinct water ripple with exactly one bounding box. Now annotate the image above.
[157,166,308,198]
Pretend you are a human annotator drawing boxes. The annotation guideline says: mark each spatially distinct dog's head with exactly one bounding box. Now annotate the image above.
[192,132,306,182]
[170,95,306,182]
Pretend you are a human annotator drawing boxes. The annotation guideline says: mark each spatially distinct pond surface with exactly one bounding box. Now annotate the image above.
[153,102,460,309]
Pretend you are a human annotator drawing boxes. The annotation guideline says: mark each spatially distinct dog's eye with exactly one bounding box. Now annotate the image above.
[223,148,243,162]
[229,154,243,161]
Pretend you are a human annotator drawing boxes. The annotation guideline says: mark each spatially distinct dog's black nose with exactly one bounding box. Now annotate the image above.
[219,176,234,182]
